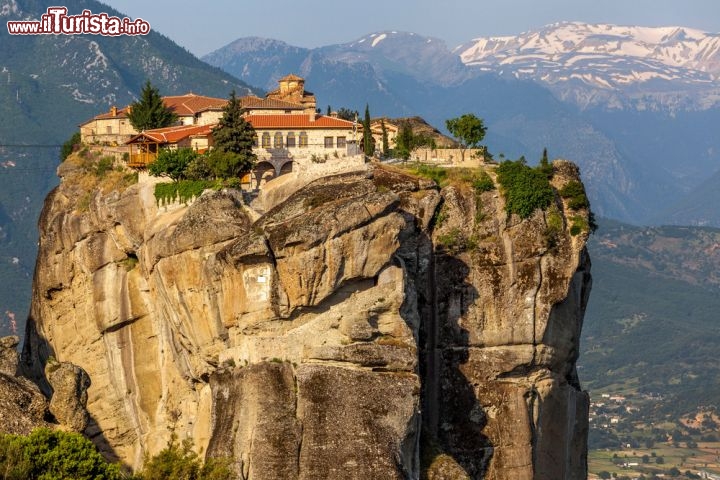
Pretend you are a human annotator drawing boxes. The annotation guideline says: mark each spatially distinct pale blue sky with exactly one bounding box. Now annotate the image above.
[100,0,720,56]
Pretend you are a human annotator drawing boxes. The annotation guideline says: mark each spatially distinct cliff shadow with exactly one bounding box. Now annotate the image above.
[396,227,492,479]
[20,314,123,467]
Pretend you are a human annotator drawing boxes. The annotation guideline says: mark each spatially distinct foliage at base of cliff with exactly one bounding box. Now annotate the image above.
[0,428,124,480]
[0,429,235,480]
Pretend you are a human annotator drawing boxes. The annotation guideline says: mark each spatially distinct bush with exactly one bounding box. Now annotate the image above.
[96,156,115,178]
[472,170,494,193]
[409,164,448,185]
[559,180,590,210]
[205,150,254,179]
[496,159,554,219]
[149,148,198,181]
[184,155,214,181]
[436,228,477,254]
[60,132,81,162]
[0,428,124,480]
[139,434,233,480]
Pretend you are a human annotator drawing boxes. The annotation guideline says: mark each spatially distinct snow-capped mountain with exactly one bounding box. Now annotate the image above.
[457,22,720,110]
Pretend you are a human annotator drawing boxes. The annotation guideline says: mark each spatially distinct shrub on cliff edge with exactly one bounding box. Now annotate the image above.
[496,158,554,219]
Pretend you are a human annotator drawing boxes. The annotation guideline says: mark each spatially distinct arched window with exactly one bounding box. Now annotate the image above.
[261,132,271,148]
[286,132,296,148]
[274,132,283,148]
[299,131,308,148]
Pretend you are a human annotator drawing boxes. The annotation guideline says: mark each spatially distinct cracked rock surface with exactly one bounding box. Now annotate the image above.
[22,159,591,479]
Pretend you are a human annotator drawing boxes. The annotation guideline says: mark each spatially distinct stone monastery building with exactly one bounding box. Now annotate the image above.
[79,75,362,188]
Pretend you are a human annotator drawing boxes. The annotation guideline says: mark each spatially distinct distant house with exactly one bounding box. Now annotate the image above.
[80,93,227,144]
[79,105,135,145]
[162,93,227,126]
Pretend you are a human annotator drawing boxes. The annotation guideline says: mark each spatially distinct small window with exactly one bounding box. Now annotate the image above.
[106,125,112,134]
[261,132,271,148]
[274,132,283,148]
[299,132,308,148]
[324,136,333,148]
[286,132,296,148]
[253,135,259,147]
[336,136,346,148]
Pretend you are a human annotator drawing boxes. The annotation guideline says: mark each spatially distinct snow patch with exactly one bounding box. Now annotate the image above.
[0,0,19,17]
[85,41,108,70]
[372,33,387,47]
[71,89,95,104]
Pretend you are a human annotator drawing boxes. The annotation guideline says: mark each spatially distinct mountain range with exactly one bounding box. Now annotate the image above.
[203,24,720,228]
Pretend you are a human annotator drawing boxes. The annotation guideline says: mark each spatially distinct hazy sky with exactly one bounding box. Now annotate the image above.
[100,0,720,56]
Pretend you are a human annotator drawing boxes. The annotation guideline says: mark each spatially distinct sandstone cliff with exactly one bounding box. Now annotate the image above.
[21,154,592,479]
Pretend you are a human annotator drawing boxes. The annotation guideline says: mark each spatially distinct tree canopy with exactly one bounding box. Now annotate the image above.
[0,428,124,480]
[362,104,375,157]
[128,80,177,132]
[211,90,256,176]
[148,148,198,181]
[445,114,487,149]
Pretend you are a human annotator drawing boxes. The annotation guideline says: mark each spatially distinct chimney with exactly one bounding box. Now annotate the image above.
[309,113,316,123]
[111,105,118,116]
[330,111,338,118]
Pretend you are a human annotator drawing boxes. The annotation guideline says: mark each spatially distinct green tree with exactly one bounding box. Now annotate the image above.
[211,90,256,176]
[445,113,487,161]
[326,105,332,115]
[148,148,198,181]
[128,80,177,132]
[496,158,555,219]
[381,120,389,157]
[0,428,124,480]
[395,121,414,160]
[139,434,233,480]
[336,108,357,121]
[60,131,81,162]
[205,150,253,179]
[362,104,374,157]
[598,471,611,480]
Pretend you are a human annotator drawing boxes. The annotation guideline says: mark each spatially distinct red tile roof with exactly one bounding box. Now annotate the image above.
[162,93,227,116]
[279,74,304,82]
[245,114,355,130]
[125,124,213,144]
[240,96,304,110]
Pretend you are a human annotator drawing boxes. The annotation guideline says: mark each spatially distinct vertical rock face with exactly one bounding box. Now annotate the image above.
[22,156,591,479]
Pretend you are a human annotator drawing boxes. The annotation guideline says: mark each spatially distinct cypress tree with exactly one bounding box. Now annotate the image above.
[381,119,389,157]
[128,80,177,131]
[210,90,257,177]
[363,104,374,157]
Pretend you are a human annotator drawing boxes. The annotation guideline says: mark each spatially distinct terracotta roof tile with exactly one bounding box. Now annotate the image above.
[84,106,130,122]
[240,96,304,110]
[162,94,227,116]
[125,124,213,144]
[279,74,304,82]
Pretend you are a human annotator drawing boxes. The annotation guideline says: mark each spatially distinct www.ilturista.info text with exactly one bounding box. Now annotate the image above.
[7,7,150,36]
